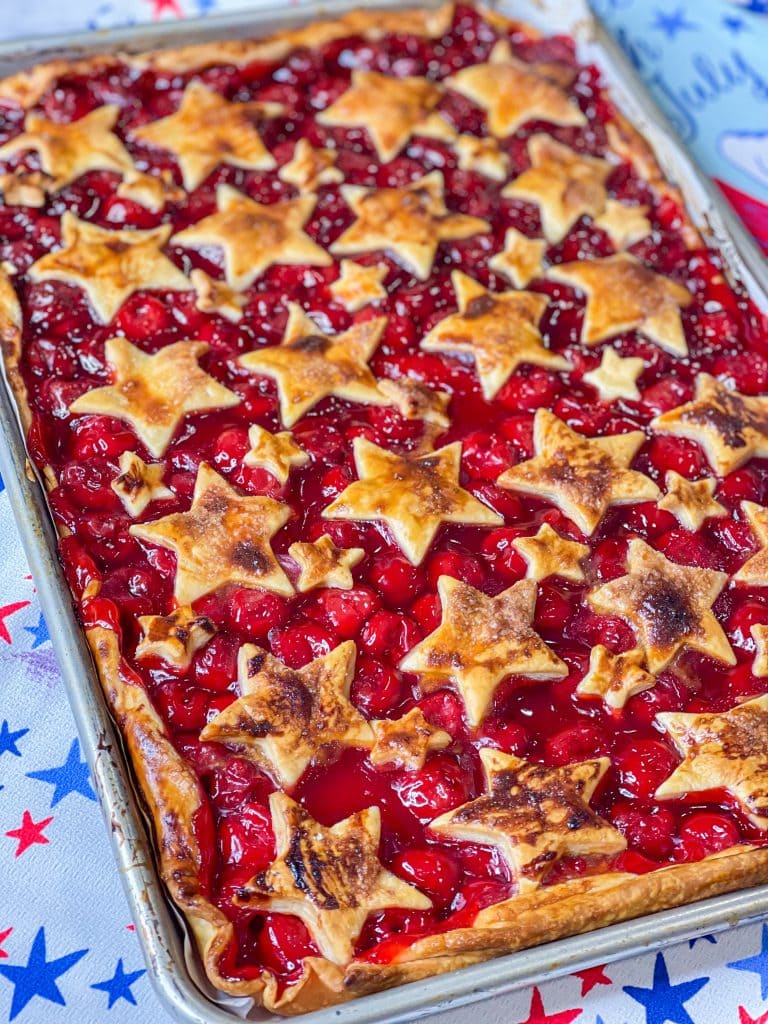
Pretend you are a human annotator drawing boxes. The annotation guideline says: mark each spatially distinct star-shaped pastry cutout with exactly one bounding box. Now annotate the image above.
[655,695,768,827]
[549,254,692,357]
[497,409,659,535]
[588,537,734,673]
[278,138,343,192]
[189,269,246,322]
[657,471,726,532]
[239,304,387,428]
[199,641,372,787]
[29,214,192,323]
[377,377,451,429]
[0,170,49,207]
[454,134,509,180]
[235,793,431,964]
[244,424,309,484]
[323,438,502,566]
[0,104,133,192]
[289,534,364,592]
[652,373,768,476]
[503,135,612,243]
[331,171,490,280]
[370,707,451,770]
[429,748,625,892]
[116,168,185,213]
[172,185,331,291]
[752,625,768,678]
[131,80,279,190]
[69,338,240,458]
[583,347,645,402]
[594,199,651,250]
[513,523,589,583]
[400,576,567,727]
[446,40,586,138]
[135,606,216,669]
[130,463,293,603]
[110,451,173,517]
[734,502,768,586]
[421,271,567,400]
[329,260,388,312]
[317,70,445,162]
[575,645,655,710]
[488,227,547,289]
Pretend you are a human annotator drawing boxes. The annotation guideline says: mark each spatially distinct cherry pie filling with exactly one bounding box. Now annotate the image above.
[2,2,768,994]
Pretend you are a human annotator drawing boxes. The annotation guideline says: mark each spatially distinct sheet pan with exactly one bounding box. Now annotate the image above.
[1,2,768,1021]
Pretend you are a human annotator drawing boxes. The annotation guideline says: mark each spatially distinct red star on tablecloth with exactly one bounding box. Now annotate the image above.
[5,811,53,857]
[0,600,30,644]
[146,0,182,17]
[518,987,582,1024]
[573,964,611,995]
[739,1008,768,1024]
[0,928,11,959]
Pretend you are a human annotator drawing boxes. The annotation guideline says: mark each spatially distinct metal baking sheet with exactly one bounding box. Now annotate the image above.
[1,2,768,1022]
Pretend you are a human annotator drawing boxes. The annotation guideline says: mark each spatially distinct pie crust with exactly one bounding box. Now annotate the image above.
[3,3,768,1016]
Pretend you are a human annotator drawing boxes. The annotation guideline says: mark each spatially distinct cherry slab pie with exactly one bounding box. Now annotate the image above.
[2,3,768,1015]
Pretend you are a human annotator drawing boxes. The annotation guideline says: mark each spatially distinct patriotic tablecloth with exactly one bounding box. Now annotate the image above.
[0,2,767,1023]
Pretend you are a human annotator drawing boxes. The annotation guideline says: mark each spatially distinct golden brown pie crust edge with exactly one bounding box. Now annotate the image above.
[0,2,745,1015]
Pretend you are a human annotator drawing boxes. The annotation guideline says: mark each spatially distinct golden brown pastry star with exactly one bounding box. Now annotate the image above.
[110,451,173,517]
[421,271,567,400]
[652,373,768,476]
[0,170,48,208]
[733,501,768,586]
[657,471,726,532]
[575,645,655,711]
[594,199,651,250]
[454,134,509,180]
[130,463,293,603]
[752,624,768,678]
[497,409,659,536]
[369,707,451,770]
[116,168,185,213]
[278,138,343,193]
[131,80,279,190]
[513,522,589,583]
[446,40,586,138]
[189,268,246,323]
[0,104,133,192]
[582,347,645,402]
[323,438,502,566]
[331,171,490,280]
[503,135,612,243]
[400,576,567,727]
[329,260,388,312]
[236,793,431,965]
[244,424,309,485]
[171,185,331,290]
[135,606,216,670]
[588,537,734,673]
[29,214,192,324]
[488,227,547,289]
[377,377,451,429]
[239,304,387,428]
[69,337,240,458]
[200,641,373,788]
[318,70,446,162]
[549,254,692,357]
[655,695,768,828]
[289,534,364,593]
[430,748,625,892]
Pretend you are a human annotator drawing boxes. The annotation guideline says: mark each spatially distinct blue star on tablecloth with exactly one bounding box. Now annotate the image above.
[26,738,96,806]
[23,613,48,649]
[0,721,28,758]
[689,934,718,948]
[0,928,88,1021]
[649,7,698,38]
[728,923,768,999]
[91,958,147,1009]
[624,952,709,1024]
